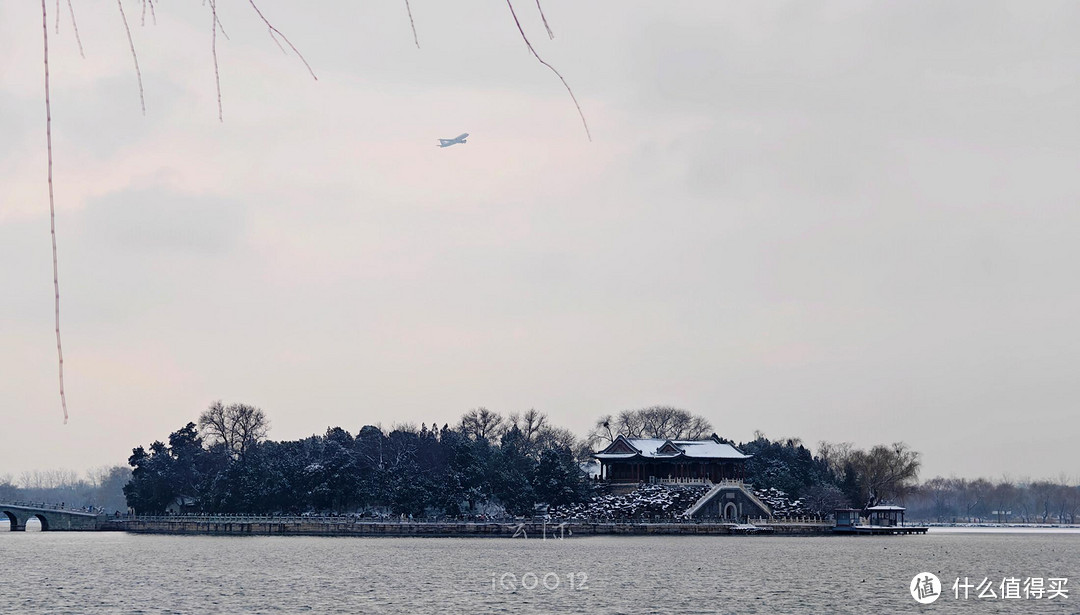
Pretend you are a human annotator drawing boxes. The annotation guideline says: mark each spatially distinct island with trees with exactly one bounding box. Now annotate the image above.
[119,402,924,524]
[5,401,1076,533]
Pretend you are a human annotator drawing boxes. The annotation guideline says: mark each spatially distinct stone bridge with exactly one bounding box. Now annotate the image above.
[0,502,104,531]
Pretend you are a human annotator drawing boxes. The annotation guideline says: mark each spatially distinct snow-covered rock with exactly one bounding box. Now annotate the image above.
[549,484,708,520]
[751,486,808,517]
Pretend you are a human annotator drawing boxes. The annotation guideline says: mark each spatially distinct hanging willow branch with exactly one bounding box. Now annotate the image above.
[209,0,223,121]
[246,0,318,81]
[65,0,85,58]
[116,0,146,114]
[535,0,554,39]
[42,0,69,424]
[505,0,590,141]
[404,0,420,49]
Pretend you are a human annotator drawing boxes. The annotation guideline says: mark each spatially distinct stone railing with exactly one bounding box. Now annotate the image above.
[649,476,713,486]
[747,516,828,525]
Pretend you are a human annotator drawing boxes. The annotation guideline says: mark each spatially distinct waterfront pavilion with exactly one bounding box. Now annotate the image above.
[866,505,906,527]
[593,434,751,484]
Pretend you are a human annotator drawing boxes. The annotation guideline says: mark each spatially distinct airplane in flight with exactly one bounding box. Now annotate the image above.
[437,133,469,148]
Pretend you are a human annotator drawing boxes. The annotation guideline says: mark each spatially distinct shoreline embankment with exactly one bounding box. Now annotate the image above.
[106,517,834,537]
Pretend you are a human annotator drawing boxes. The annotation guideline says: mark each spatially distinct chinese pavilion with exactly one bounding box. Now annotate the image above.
[593,434,751,483]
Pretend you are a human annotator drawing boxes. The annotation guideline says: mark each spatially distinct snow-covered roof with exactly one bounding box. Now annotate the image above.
[668,440,749,459]
[867,505,906,511]
[594,435,750,460]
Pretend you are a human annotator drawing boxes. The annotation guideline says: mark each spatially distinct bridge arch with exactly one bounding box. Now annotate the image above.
[29,513,50,531]
[1,509,18,531]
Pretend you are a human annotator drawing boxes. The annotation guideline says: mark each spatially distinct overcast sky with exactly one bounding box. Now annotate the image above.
[2,1,1078,481]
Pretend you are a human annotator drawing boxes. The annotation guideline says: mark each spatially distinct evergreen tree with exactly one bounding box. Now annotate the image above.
[533,447,591,508]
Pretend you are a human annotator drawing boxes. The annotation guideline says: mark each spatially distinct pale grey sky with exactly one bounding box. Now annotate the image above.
[2,1,1078,481]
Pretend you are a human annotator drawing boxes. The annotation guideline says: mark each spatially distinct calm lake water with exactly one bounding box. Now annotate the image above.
[0,526,1077,614]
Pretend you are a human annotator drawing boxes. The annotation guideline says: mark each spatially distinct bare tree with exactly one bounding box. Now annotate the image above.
[1063,484,1080,525]
[849,442,921,508]
[385,428,419,471]
[1027,480,1056,523]
[19,469,78,490]
[1057,476,1078,524]
[963,478,992,521]
[87,465,132,512]
[390,421,419,434]
[18,470,42,491]
[0,474,18,501]
[615,409,646,439]
[683,415,714,440]
[587,406,714,447]
[534,425,578,455]
[817,441,856,480]
[459,407,505,441]
[803,484,851,516]
[585,414,616,449]
[198,401,270,459]
[507,408,547,452]
[988,480,1018,522]
[199,401,230,452]
[920,477,957,522]
[504,408,582,458]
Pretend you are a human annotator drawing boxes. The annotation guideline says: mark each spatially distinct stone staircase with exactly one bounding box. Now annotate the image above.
[683,481,772,519]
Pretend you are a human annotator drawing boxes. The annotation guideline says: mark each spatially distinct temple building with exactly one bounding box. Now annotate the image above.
[593,434,751,484]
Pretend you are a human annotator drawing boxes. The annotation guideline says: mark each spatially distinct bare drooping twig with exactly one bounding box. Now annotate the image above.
[535,0,554,39]
[265,29,286,55]
[505,0,590,140]
[214,14,231,41]
[139,0,161,27]
[116,0,146,114]
[404,0,420,48]
[208,0,223,121]
[66,0,85,58]
[42,0,69,424]
[201,0,230,41]
[246,0,318,81]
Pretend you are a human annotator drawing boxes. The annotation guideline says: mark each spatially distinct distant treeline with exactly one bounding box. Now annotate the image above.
[122,404,592,516]
[0,467,131,513]
[905,477,1080,524]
